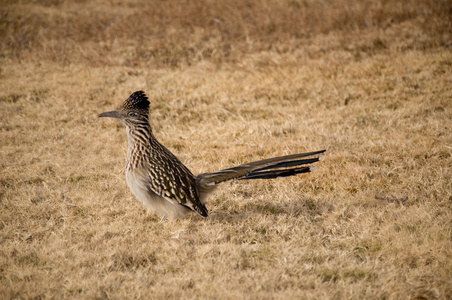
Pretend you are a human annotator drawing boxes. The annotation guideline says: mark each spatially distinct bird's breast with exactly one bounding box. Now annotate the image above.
[125,167,191,218]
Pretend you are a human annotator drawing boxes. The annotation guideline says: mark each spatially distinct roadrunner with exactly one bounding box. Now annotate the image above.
[99,91,325,220]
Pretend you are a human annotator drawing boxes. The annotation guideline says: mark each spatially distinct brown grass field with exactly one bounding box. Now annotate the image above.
[1,0,451,299]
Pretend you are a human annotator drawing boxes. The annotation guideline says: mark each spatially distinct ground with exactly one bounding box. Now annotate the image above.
[0,0,451,299]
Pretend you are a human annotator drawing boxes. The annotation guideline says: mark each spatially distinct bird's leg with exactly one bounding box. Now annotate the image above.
[159,215,167,223]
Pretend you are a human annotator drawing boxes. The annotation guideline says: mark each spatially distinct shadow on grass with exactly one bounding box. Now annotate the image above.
[208,196,331,224]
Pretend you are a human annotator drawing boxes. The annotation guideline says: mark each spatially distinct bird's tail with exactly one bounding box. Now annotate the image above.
[196,150,325,190]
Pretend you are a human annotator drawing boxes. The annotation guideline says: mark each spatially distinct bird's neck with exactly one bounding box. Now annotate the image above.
[125,122,153,170]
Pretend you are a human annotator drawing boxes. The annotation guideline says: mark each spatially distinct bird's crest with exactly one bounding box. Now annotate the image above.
[121,91,150,112]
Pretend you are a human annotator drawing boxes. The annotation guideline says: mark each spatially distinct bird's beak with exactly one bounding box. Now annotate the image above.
[98,111,121,118]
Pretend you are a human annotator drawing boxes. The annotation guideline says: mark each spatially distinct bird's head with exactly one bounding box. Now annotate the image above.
[98,91,150,125]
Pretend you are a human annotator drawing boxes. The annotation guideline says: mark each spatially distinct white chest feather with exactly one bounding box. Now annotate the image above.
[125,168,190,219]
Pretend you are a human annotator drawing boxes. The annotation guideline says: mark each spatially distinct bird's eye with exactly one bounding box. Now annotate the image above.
[128,111,139,117]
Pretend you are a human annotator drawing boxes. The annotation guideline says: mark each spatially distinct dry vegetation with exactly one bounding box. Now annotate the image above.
[1,0,451,299]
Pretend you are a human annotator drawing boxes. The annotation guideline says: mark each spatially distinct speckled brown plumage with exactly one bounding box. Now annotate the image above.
[99,91,325,220]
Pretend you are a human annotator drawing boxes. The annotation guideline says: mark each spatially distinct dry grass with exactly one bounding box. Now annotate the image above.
[1,0,451,299]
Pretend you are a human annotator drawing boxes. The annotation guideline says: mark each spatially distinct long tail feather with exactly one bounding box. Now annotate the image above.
[252,157,321,172]
[239,166,315,180]
[197,149,325,187]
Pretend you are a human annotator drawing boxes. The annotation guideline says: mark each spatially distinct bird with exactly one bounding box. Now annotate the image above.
[98,91,325,221]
